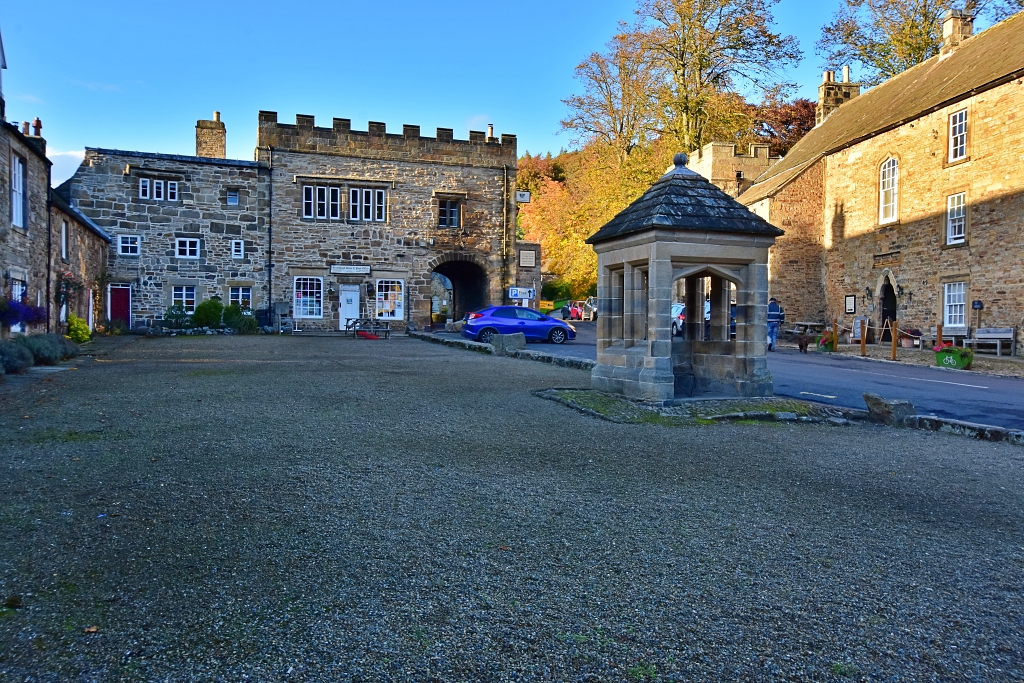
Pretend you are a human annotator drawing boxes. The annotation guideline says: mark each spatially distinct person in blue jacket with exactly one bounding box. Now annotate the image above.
[767,297,784,351]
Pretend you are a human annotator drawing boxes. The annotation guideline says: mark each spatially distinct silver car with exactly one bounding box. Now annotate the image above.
[582,296,599,321]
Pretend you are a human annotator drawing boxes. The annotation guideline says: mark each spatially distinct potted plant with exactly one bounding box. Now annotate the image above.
[817,334,835,352]
[934,343,973,370]
[900,328,922,348]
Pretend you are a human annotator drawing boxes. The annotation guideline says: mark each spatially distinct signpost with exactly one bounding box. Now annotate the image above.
[508,287,535,300]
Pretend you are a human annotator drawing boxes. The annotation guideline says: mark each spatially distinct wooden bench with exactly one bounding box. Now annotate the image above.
[920,326,968,350]
[963,327,1016,356]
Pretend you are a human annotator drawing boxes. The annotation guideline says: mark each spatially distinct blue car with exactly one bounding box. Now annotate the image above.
[462,306,577,344]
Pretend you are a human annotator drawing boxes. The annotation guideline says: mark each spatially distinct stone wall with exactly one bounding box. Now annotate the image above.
[50,199,110,330]
[822,78,1024,343]
[256,113,517,331]
[66,149,269,325]
[0,122,50,337]
[687,142,778,197]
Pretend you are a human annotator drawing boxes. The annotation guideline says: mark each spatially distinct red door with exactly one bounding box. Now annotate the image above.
[110,286,130,326]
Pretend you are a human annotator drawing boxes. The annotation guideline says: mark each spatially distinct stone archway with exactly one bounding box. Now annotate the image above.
[428,252,489,322]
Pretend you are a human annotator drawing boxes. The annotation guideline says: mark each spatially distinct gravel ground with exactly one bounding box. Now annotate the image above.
[1,335,1023,682]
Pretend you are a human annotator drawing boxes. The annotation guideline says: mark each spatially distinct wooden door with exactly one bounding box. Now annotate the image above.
[110,286,130,326]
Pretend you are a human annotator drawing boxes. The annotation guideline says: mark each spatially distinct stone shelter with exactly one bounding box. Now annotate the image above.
[255,113,518,332]
[737,10,1024,348]
[587,154,782,401]
[63,114,270,328]
[49,189,111,331]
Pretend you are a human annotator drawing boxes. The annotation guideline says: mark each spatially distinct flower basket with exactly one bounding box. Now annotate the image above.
[816,335,835,352]
[934,344,973,370]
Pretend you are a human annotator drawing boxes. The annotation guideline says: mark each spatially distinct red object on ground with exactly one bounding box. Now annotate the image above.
[356,331,379,340]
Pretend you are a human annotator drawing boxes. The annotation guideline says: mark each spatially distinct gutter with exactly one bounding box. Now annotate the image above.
[267,146,274,318]
[45,166,52,333]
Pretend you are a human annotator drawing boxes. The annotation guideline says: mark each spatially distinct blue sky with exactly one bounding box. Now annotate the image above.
[2,0,839,186]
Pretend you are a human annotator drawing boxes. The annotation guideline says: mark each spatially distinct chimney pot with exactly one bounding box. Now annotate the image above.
[822,70,830,84]
[22,121,29,135]
[32,118,42,136]
[842,65,850,83]
[213,111,221,122]
[487,123,494,139]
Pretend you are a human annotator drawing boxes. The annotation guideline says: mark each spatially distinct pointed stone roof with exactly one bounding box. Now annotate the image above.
[586,153,783,245]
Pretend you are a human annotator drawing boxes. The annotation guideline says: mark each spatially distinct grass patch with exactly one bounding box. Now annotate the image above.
[628,662,657,680]
[830,661,859,677]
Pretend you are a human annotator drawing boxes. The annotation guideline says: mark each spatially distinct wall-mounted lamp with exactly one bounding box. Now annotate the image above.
[897,284,904,297]
[864,287,872,299]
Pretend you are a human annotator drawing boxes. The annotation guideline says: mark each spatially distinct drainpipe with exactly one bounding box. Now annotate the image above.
[267,146,274,321]
[46,164,52,333]
[502,164,508,305]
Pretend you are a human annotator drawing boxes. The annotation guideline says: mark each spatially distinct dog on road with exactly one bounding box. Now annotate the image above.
[796,335,811,353]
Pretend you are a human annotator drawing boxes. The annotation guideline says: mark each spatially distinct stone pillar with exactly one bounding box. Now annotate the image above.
[684,275,700,341]
[733,263,771,395]
[710,276,731,341]
[637,252,675,401]
[623,263,635,347]
[597,263,619,351]
[634,267,648,342]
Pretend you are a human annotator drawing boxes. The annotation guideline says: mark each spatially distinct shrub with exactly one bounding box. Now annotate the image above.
[236,316,258,334]
[223,303,244,329]
[541,280,572,301]
[67,313,91,343]
[163,304,190,329]
[13,334,78,366]
[191,299,224,328]
[0,340,33,374]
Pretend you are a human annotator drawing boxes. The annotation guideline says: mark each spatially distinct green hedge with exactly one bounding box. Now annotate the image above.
[12,334,79,366]
[0,340,33,374]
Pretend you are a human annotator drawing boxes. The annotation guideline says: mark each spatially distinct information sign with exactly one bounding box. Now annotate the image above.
[508,287,536,300]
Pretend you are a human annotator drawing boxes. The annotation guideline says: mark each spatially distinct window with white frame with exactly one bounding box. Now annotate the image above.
[176,238,200,258]
[375,279,404,320]
[231,240,245,259]
[316,186,328,219]
[139,178,150,199]
[230,286,252,310]
[293,277,323,318]
[302,186,314,218]
[173,285,197,313]
[329,187,340,220]
[9,279,26,333]
[946,193,966,245]
[10,153,25,228]
[438,199,460,228]
[349,187,386,222]
[167,181,178,201]
[879,157,899,223]
[226,189,240,206]
[153,180,164,201]
[944,282,966,327]
[61,221,68,260]
[949,109,967,162]
[119,234,140,255]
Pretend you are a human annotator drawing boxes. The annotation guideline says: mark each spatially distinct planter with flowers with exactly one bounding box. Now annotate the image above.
[934,343,973,370]
[817,334,835,352]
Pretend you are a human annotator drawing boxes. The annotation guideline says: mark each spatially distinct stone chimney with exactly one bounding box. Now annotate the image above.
[941,10,973,56]
[196,111,226,158]
[816,68,861,126]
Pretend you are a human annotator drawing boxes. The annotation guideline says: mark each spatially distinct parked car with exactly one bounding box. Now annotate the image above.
[463,306,577,344]
[582,296,598,321]
[671,303,685,336]
[563,300,584,320]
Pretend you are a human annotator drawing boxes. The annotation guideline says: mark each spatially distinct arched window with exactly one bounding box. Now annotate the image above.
[879,157,899,223]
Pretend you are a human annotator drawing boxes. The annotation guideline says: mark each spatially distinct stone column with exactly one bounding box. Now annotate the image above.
[634,267,648,342]
[622,263,635,348]
[597,262,620,352]
[684,275,700,341]
[710,275,731,341]
[637,251,675,401]
[734,262,771,395]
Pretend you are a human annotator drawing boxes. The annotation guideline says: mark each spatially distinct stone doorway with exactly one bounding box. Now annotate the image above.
[432,259,487,322]
[880,282,897,341]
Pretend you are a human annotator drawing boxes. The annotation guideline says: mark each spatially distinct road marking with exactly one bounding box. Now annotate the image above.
[800,391,837,399]
[843,367,988,388]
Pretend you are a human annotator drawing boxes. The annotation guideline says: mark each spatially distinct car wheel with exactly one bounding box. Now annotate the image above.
[478,328,498,344]
[548,327,567,344]
[672,323,679,337]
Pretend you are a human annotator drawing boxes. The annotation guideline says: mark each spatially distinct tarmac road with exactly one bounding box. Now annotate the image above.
[474,321,1024,429]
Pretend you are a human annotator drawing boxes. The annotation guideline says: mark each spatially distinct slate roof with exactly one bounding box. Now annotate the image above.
[586,154,784,245]
[739,11,1024,205]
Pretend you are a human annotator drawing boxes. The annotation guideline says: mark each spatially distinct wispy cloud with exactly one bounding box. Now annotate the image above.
[71,80,120,93]
[464,114,491,133]
[15,94,45,104]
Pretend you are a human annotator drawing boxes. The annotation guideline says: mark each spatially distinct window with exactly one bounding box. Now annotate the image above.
[226,189,239,206]
[294,277,323,318]
[167,181,178,201]
[231,240,245,259]
[949,109,967,162]
[492,308,518,318]
[172,285,196,313]
[119,235,140,256]
[438,199,460,228]
[303,186,314,218]
[375,279,404,319]
[10,279,26,333]
[139,178,150,199]
[316,186,327,219]
[230,286,252,310]
[10,153,25,228]
[944,282,966,327]
[946,193,966,245]
[329,187,340,220]
[61,221,68,260]
[879,157,899,224]
[153,180,164,201]
[516,308,544,320]
[176,238,200,258]
[349,187,386,222]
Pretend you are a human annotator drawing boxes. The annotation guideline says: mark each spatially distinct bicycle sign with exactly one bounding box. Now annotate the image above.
[942,354,958,365]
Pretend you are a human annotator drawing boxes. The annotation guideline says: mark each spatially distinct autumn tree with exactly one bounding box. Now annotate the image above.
[816,0,1020,85]
[752,96,816,156]
[639,0,802,153]
[561,28,664,166]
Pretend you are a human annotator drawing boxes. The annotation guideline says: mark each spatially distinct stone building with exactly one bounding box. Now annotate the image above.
[685,142,779,198]
[255,113,518,332]
[49,189,111,331]
[64,114,270,327]
[737,10,1024,348]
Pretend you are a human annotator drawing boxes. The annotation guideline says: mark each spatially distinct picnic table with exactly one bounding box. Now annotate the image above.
[786,321,826,337]
[343,318,391,339]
